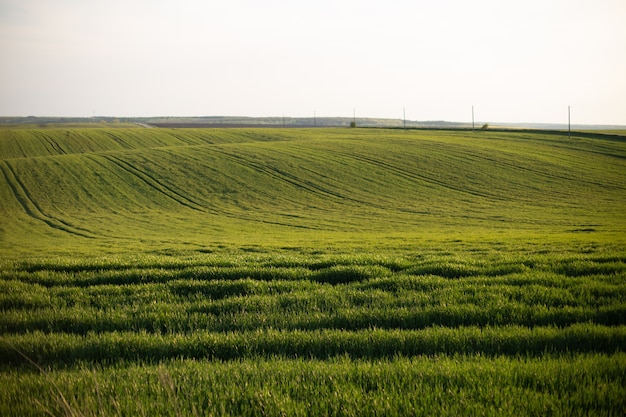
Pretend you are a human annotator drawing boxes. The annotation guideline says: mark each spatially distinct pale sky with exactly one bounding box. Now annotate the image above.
[1,0,625,125]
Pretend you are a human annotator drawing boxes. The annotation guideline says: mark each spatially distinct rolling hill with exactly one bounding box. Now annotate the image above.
[1,126,625,257]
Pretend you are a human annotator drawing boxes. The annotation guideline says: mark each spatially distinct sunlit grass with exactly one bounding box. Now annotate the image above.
[1,127,625,257]
[3,355,625,417]
[1,126,625,415]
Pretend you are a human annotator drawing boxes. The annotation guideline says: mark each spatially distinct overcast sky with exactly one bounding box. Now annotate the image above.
[1,0,625,124]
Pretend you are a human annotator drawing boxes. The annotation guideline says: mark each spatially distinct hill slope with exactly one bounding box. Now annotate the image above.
[1,127,625,257]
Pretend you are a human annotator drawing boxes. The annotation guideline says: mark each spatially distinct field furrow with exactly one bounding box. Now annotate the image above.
[209,147,361,206]
[101,154,211,214]
[0,161,97,239]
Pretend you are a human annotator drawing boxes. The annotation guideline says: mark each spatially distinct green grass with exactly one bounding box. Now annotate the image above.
[3,355,625,417]
[1,127,625,256]
[1,126,625,415]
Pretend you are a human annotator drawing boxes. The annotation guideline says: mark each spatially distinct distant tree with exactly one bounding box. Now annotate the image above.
[349,121,356,128]
[481,123,489,130]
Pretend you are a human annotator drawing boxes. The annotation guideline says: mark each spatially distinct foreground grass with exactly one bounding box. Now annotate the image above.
[2,355,625,417]
[1,247,625,416]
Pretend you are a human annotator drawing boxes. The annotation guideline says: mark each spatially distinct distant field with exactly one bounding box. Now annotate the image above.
[1,126,625,416]
[589,130,626,136]
[1,127,625,256]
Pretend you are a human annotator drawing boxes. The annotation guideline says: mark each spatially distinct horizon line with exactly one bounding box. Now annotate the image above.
[1,115,625,129]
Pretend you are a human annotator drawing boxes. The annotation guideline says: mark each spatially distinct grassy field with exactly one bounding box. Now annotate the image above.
[1,126,625,416]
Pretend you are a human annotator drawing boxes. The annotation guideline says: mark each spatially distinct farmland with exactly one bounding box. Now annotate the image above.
[1,126,625,416]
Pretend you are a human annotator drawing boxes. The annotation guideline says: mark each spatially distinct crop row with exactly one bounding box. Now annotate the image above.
[3,271,623,307]
[2,269,624,330]
[9,251,626,279]
[1,296,624,335]
[0,261,626,296]
[2,325,625,366]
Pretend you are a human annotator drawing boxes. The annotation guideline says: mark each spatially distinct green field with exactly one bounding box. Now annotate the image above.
[1,126,625,416]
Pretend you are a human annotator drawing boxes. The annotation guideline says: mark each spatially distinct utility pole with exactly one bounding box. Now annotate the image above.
[403,107,406,130]
[472,105,475,131]
[568,105,571,138]
[282,114,285,128]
